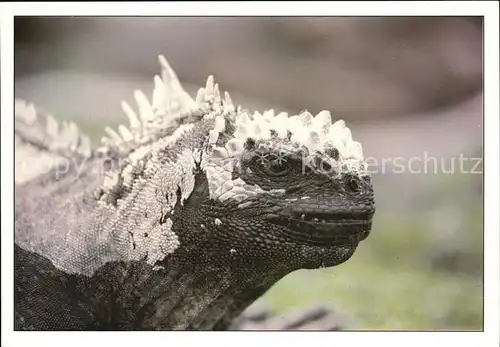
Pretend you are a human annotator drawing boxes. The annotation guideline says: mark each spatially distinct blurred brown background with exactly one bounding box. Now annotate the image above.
[14,17,484,330]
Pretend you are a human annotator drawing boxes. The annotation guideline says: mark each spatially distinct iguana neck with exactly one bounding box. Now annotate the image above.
[87,252,280,330]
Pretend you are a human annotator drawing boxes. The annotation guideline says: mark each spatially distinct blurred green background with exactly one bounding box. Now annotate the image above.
[14,17,483,330]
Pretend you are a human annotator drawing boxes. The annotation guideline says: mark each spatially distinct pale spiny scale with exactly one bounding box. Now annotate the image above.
[157,53,195,112]
[15,98,92,158]
[205,75,215,97]
[223,91,235,113]
[121,100,141,129]
[45,115,59,138]
[215,108,365,170]
[99,56,224,157]
[196,88,206,105]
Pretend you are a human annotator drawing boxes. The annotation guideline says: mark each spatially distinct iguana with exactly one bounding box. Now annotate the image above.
[14,55,375,330]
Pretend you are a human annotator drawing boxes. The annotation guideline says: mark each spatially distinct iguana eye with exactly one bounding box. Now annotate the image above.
[347,177,360,192]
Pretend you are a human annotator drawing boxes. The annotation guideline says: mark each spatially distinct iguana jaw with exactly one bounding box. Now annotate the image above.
[264,213,372,246]
[263,194,373,246]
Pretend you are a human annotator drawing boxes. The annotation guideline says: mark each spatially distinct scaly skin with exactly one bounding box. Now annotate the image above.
[14,55,375,330]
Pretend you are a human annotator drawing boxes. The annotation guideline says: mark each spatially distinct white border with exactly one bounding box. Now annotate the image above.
[1,2,498,346]
[0,1,495,16]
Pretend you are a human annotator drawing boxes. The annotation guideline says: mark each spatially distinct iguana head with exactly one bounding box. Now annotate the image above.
[98,55,375,279]
[193,103,375,272]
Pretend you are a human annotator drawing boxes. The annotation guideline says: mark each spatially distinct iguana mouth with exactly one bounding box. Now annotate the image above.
[265,213,371,246]
[264,199,373,246]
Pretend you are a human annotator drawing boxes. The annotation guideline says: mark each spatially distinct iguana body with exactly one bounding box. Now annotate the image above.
[14,55,375,330]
